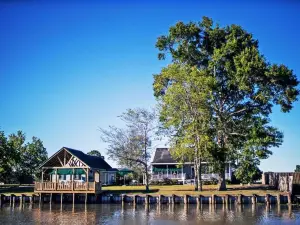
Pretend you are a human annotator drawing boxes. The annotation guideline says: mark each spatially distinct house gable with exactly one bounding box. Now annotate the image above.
[39,147,113,170]
[40,147,88,168]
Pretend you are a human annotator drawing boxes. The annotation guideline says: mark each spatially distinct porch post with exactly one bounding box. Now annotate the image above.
[72,168,74,191]
[55,169,58,182]
[41,169,44,191]
[55,168,58,190]
[167,165,168,178]
[86,169,89,191]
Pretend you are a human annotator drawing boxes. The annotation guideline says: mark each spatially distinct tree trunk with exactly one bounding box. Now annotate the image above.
[194,159,199,191]
[217,169,226,191]
[145,166,149,191]
[198,159,202,191]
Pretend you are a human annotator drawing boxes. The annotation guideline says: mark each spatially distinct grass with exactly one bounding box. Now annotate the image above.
[102,184,282,196]
[0,184,34,195]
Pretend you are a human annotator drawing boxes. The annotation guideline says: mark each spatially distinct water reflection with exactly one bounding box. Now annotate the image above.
[0,203,299,225]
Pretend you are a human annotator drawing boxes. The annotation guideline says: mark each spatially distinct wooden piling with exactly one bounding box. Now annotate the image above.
[10,194,15,206]
[133,195,137,205]
[287,193,292,205]
[184,195,189,204]
[145,195,150,204]
[29,195,33,204]
[21,194,26,204]
[224,194,229,205]
[210,194,215,204]
[237,194,242,204]
[196,195,201,205]
[265,194,270,204]
[121,194,126,204]
[171,194,175,204]
[73,193,75,205]
[0,194,4,206]
[252,194,257,204]
[277,194,281,205]
[85,193,88,204]
[158,195,163,204]
[60,193,63,205]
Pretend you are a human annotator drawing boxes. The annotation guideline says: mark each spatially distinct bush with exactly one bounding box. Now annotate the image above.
[225,179,232,185]
[202,178,218,185]
[150,178,179,186]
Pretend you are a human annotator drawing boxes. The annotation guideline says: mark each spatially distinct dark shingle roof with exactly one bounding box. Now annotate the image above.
[152,148,177,164]
[107,168,119,172]
[64,147,112,170]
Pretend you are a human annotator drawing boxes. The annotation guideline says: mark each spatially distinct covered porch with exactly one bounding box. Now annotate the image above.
[34,147,103,193]
[151,165,186,181]
[35,167,102,193]
[151,163,232,181]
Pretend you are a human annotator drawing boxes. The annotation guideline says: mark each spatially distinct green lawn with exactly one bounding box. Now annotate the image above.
[102,184,281,196]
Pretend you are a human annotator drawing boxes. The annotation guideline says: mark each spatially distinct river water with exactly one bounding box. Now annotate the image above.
[0,204,299,225]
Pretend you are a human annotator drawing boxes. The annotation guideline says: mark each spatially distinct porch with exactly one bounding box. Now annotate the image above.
[151,173,231,181]
[151,163,232,181]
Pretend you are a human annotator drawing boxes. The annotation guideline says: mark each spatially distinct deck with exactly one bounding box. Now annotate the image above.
[34,181,102,193]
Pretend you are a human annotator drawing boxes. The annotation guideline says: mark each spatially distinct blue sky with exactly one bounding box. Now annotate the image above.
[0,0,299,171]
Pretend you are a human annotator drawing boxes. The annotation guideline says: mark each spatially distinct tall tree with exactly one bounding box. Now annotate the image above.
[87,150,103,158]
[154,17,298,190]
[155,64,213,191]
[100,108,157,191]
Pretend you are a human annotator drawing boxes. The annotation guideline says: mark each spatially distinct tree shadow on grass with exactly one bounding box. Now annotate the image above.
[226,185,275,191]
[103,189,159,195]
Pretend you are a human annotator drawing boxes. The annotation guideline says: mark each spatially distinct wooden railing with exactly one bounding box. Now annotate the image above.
[151,173,186,180]
[151,173,231,181]
[34,181,102,192]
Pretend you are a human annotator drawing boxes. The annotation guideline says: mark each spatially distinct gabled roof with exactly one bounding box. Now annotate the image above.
[152,148,177,164]
[64,147,112,170]
[40,147,112,170]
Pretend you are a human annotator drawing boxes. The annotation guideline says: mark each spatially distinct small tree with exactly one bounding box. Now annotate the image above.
[87,150,103,158]
[100,108,157,191]
[295,165,300,172]
[234,153,263,184]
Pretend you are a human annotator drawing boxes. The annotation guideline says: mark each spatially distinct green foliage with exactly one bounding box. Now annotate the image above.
[0,131,16,183]
[295,165,300,172]
[154,16,299,190]
[150,178,178,185]
[87,150,103,158]
[0,130,47,183]
[234,151,263,184]
[202,178,218,185]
